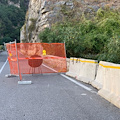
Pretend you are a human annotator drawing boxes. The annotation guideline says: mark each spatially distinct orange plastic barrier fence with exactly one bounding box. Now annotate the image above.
[6,43,67,80]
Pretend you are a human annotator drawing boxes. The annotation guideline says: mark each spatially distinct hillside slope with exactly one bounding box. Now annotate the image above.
[0,0,29,44]
[20,0,120,43]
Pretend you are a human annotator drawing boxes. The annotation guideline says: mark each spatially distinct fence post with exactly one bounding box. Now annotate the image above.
[15,39,22,80]
[64,41,67,71]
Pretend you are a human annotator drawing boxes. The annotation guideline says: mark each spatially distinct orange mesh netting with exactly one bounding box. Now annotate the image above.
[6,43,67,80]
[6,43,18,75]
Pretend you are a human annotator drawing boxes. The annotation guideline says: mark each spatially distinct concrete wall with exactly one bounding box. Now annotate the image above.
[66,58,81,78]
[98,61,120,108]
[91,61,105,89]
[76,58,98,83]
[66,58,120,108]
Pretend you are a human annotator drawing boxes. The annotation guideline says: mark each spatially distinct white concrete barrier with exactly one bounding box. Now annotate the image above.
[76,58,98,83]
[66,58,70,71]
[98,61,120,108]
[91,61,105,89]
[66,57,81,78]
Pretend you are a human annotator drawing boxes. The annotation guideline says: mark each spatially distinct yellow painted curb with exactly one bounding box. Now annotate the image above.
[80,60,98,64]
[70,58,98,64]
[99,63,120,69]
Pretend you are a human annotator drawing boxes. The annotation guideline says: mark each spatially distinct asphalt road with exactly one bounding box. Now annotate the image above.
[0,51,7,69]
[0,51,120,120]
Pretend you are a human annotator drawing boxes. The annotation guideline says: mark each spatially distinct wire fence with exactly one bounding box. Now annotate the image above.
[5,41,67,80]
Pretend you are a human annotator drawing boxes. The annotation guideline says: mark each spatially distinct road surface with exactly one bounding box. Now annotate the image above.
[0,51,120,120]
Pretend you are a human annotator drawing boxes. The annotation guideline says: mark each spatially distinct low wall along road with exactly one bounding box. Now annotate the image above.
[66,57,120,108]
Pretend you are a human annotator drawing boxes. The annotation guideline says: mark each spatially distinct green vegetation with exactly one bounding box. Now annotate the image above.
[39,8,120,63]
[28,18,37,40]
[0,0,28,44]
[28,18,37,32]
[0,45,4,51]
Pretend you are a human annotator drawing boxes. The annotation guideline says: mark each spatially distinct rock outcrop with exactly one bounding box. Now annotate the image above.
[20,0,120,43]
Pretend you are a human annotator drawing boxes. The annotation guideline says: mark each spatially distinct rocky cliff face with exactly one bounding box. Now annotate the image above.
[20,0,68,43]
[20,0,120,43]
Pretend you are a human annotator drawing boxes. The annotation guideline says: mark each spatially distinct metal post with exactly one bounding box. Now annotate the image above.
[3,42,6,51]
[15,39,21,80]
[64,41,67,72]
[4,42,9,60]
[10,41,11,52]
[64,41,67,58]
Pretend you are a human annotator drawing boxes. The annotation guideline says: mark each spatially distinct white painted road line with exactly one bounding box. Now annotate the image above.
[0,59,8,74]
[42,64,58,73]
[61,74,92,91]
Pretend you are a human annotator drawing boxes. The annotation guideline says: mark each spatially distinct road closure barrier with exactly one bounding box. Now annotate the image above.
[98,61,120,108]
[91,61,105,89]
[5,42,67,80]
[76,58,98,83]
[66,58,81,78]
